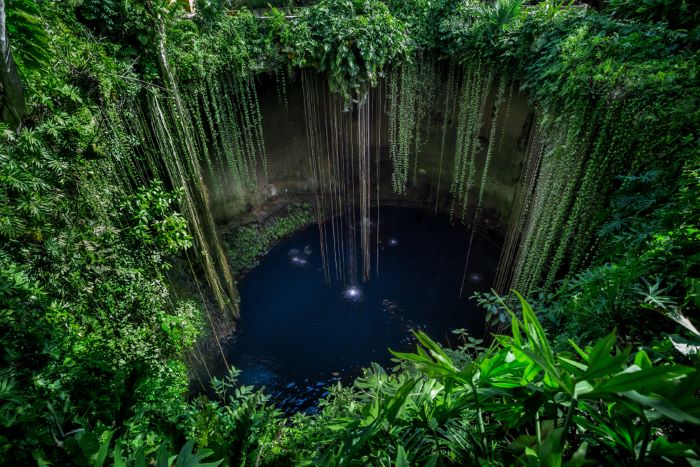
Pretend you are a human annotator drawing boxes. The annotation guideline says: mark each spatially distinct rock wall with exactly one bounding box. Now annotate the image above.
[205,69,534,228]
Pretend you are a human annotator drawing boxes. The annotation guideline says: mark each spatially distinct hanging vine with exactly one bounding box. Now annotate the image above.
[301,70,376,285]
[435,60,458,212]
[460,76,506,296]
[386,56,443,194]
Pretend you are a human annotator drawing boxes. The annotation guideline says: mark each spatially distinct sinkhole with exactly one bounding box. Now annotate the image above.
[207,206,500,413]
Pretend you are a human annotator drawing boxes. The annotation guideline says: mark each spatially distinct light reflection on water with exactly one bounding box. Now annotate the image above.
[204,207,499,414]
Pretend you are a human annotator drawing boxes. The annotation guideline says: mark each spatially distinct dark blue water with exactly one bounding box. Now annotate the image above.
[221,207,499,413]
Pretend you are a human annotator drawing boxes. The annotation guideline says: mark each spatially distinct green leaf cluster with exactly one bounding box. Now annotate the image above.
[264,295,699,465]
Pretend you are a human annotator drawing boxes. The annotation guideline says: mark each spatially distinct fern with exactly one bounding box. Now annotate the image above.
[6,0,50,71]
[633,277,678,312]
[477,0,523,34]
[614,193,656,212]
[0,370,18,403]
[599,214,629,237]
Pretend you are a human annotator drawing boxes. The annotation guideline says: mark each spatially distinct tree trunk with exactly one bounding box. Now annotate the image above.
[0,0,25,130]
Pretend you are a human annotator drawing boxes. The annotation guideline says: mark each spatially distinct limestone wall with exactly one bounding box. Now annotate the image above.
[205,69,534,227]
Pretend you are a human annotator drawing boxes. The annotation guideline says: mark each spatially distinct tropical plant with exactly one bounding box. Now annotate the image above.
[2,0,700,464]
[605,0,700,33]
[120,181,193,256]
[274,294,700,465]
[476,0,524,37]
[1,0,50,128]
[301,0,413,101]
[537,0,575,20]
[6,0,50,70]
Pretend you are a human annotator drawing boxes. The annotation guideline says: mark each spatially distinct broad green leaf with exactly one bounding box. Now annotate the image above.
[79,432,100,462]
[621,391,700,424]
[134,445,147,467]
[386,379,417,423]
[583,330,624,380]
[558,356,587,373]
[113,440,125,467]
[156,443,169,467]
[538,427,564,467]
[93,431,113,467]
[574,380,594,397]
[648,436,698,458]
[396,444,408,467]
[568,340,589,362]
[595,365,693,394]
[565,442,588,467]
[633,350,652,369]
[174,440,222,467]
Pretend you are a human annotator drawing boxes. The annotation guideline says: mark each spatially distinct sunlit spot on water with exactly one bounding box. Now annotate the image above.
[218,207,498,414]
[343,285,363,301]
[289,246,312,267]
[468,272,483,284]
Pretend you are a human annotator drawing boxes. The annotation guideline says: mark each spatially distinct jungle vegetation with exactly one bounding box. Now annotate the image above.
[0,0,698,465]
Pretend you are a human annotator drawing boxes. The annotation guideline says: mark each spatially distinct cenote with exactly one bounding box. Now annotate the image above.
[9,0,699,463]
[213,207,498,413]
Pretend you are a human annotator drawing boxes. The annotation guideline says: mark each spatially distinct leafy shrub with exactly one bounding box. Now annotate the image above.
[120,181,193,256]
[265,295,700,465]
[605,0,700,34]
[6,0,50,71]
[300,0,413,100]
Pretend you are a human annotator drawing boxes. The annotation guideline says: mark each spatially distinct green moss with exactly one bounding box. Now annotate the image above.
[223,202,315,275]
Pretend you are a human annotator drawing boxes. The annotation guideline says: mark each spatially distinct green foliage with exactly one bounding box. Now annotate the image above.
[223,203,314,275]
[605,0,700,35]
[529,161,700,347]
[192,0,238,30]
[449,59,493,221]
[184,368,282,464]
[168,0,413,100]
[120,181,193,256]
[430,0,700,339]
[381,0,462,51]
[166,7,267,81]
[6,0,50,71]
[475,0,524,42]
[300,0,412,101]
[0,6,221,464]
[2,0,699,464]
[386,55,441,194]
[74,0,182,78]
[261,295,699,465]
[0,126,59,240]
[537,0,576,21]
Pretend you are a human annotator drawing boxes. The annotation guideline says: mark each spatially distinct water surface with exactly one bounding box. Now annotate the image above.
[220,207,499,412]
